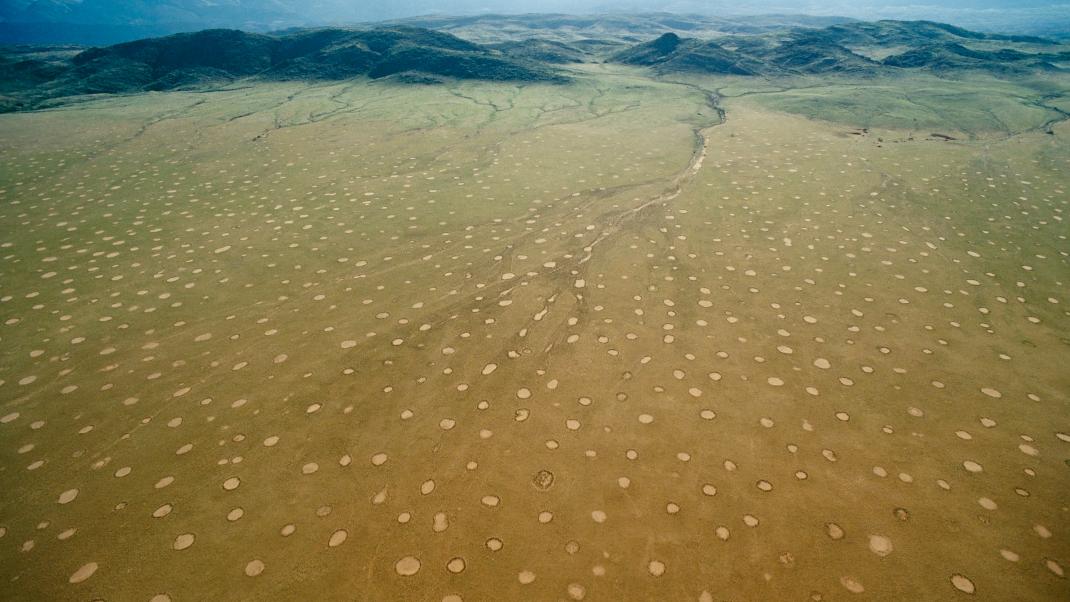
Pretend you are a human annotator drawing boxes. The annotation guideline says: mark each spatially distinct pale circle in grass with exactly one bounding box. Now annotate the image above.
[328,529,348,547]
[868,535,893,557]
[396,556,421,576]
[950,574,975,594]
[244,559,265,577]
[68,562,98,584]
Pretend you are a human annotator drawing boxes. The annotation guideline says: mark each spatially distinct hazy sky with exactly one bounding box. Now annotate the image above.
[284,1,1070,36]
[334,1,1067,18]
[4,0,1067,22]
[332,1,1070,31]
[2,0,1068,42]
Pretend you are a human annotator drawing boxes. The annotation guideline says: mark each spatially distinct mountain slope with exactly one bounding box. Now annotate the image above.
[487,39,589,64]
[610,19,1067,77]
[882,42,1068,72]
[1,25,566,111]
[5,18,1067,113]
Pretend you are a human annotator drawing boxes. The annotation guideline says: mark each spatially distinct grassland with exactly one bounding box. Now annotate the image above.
[0,61,1068,601]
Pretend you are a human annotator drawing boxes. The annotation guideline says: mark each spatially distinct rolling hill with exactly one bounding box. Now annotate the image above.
[610,19,1068,76]
[3,17,1068,113]
[0,25,566,111]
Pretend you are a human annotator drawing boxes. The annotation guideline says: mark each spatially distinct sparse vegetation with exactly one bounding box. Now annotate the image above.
[4,17,1068,113]
[1,11,1069,602]
[612,19,1069,76]
[0,25,567,111]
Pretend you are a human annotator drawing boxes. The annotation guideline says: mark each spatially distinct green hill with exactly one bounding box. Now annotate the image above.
[1,25,566,111]
[4,17,1067,113]
[487,39,589,64]
[611,19,1067,77]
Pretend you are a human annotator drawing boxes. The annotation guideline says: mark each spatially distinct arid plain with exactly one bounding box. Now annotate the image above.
[1,63,1069,601]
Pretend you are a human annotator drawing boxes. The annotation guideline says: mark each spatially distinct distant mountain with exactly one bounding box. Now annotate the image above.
[385,13,858,45]
[612,32,685,64]
[613,33,768,75]
[0,10,861,46]
[793,19,1055,47]
[3,2,1068,45]
[611,19,1067,76]
[0,25,566,111]
[487,39,589,64]
[4,18,1068,113]
[882,42,1068,72]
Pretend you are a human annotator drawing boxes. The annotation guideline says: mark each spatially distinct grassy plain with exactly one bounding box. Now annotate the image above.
[1,65,1069,601]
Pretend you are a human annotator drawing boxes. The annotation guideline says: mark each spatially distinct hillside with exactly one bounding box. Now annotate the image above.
[3,2,1070,46]
[3,17,1069,113]
[386,13,857,45]
[0,25,565,111]
[611,19,1069,76]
